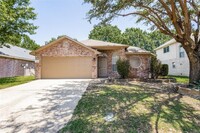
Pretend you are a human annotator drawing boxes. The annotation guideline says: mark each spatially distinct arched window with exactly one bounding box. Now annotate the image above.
[112,53,119,72]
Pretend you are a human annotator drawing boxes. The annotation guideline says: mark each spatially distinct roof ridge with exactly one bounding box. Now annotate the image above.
[81,39,129,47]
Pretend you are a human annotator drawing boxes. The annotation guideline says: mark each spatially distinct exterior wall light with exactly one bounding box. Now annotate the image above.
[21,63,28,68]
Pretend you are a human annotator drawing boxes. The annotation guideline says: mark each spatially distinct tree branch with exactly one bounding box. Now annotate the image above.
[115,12,175,37]
[133,3,172,35]
[178,0,195,49]
[158,0,173,18]
[170,0,183,36]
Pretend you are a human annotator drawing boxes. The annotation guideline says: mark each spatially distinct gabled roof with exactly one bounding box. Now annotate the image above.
[0,44,35,61]
[81,39,129,50]
[30,36,100,55]
[154,39,176,51]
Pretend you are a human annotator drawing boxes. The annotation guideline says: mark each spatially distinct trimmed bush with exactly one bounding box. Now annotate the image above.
[160,64,169,76]
[150,56,162,79]
[116,58,130,79]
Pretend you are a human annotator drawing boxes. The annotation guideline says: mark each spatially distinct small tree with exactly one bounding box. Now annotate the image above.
[150,56,162,79]
[160,64,169,76]
[116,58,130,79]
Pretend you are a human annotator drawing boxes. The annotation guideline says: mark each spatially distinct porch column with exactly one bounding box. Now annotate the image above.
[35,55,42,79]
[92,55,98,78]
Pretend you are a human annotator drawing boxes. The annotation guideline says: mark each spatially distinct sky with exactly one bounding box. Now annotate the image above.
[30,0,148,45]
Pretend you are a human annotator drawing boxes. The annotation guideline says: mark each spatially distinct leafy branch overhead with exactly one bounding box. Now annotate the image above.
[85,0,200,50]
[0,0,37,46]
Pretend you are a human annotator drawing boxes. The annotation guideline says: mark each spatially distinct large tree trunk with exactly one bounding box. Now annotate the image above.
[189,59,200,83]
[182,42,200,83]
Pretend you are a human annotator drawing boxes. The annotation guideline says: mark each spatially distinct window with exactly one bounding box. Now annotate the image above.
[130,57,141,68]
[163,46,169,53]
[179,46,185,58]
[172,62,176,68]
[112,53,119,72]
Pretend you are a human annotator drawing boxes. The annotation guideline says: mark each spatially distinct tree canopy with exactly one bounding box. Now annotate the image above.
[20,35,40,50]
[148,30,172,48]
[89,25,123,43]
[0,0,37,46]
[122,28,152,50]
[89,25,170,52]
[85,0,199,43]
[84,0,200,82]
[45,35,66,45]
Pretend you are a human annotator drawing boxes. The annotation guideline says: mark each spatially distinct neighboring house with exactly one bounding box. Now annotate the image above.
[155,39,189,76]
[0,45,35,78]
[31,36,152,79]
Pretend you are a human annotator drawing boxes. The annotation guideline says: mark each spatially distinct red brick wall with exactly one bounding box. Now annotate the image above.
[102,49,126,78]
[127,55,151,79]
[100,49,151,79]
[0,57,35,78]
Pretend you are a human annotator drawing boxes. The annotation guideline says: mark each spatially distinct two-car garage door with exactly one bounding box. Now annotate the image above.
[41,57,92,79]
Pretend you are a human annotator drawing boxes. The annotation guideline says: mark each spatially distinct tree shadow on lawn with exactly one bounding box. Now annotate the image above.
[152,93,200,133]
[61,83,200,133]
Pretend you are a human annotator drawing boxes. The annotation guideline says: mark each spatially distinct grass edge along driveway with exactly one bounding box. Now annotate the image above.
[60,82,200,133]
[0,76,35,89]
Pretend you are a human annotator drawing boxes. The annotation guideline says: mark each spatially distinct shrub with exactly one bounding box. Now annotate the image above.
[116,58,130,79]
[160,64,169,76]
[191,80,200,90]
[150,56,162,79]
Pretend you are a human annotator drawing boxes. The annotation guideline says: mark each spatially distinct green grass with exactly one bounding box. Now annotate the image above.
[168,75,189,84]
[60,83,200,133]
[0,76,35,89]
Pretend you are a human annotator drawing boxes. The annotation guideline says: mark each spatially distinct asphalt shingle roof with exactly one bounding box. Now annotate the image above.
[0,45,35,61]
[81,39,129,47]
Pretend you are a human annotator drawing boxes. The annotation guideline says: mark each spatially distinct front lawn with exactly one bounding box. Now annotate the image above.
[60,82,200,133]
[168,75,189,84]
[0,76,35,89]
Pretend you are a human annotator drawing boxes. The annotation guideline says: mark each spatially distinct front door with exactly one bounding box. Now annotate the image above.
[98,57,108,78]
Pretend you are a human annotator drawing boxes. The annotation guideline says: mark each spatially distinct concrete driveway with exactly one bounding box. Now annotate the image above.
[0,79,91,133]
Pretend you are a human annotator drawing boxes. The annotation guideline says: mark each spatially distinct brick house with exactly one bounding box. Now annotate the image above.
[31,36,152,79]
[0,45,35,78]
